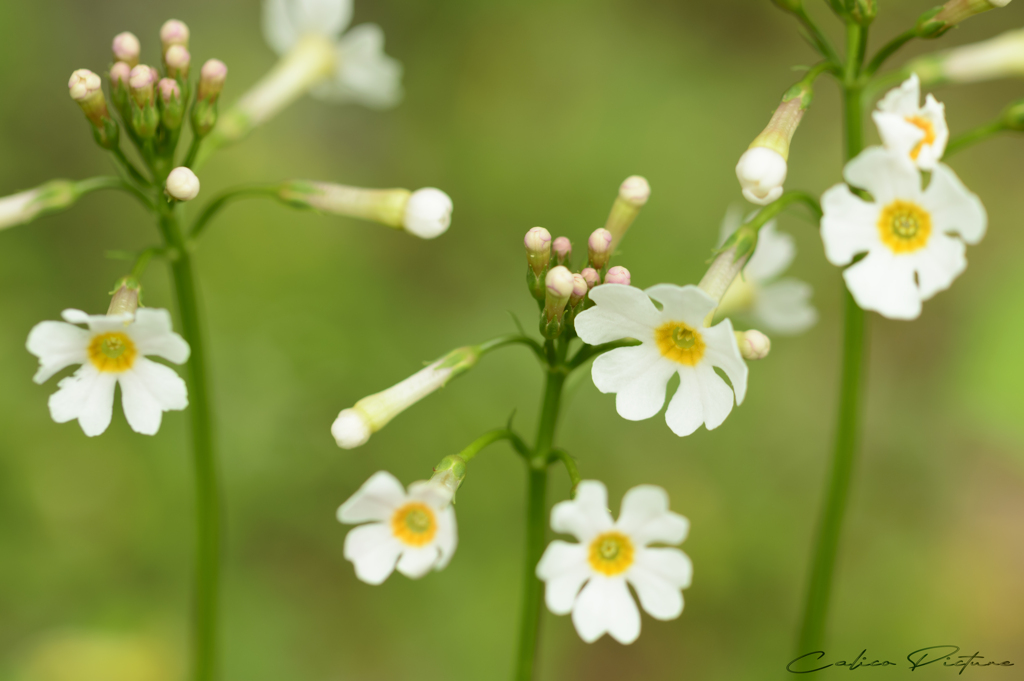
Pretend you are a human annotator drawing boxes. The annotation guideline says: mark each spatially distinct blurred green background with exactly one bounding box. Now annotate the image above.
[2,0,1023,679]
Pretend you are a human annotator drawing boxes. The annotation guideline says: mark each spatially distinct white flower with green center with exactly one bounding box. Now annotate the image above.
[821,147,987,320]
[536,480,692,644]
[873,74,949,171]
[716,207,818,335]
[338,471,457,584]
[574,284,748,436]
[26,309,190,437]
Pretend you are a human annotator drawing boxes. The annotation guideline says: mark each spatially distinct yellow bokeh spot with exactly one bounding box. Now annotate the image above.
[877,200,932,254]
[391,502,437,547]
[588,531,635,576]
[655,321,706,366]
[905,115,936,161]
[87,332,137,373]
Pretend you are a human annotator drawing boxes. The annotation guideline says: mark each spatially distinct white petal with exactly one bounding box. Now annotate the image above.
[117,358,188,436]
[873,111,926,163]
[264,0,352,54]
[62,309,133,334]
[589,345,674,421]
[434,506,458,570]
[752,279,819,335]
[571,577,641,645]
[26,321,89,383]
[263,0,300,54]
[878,73,921,115]
[699,318,748,405]
[918,94,949,166]
[551,480,614,543]
[693,361,736,431]
[615,485,689,546]
[408,479,453,508]
[843,249,921,320]
[591,344,661,393]
[396,545,441,579]
[644,284,716,329]
[48,365,117,437]
[913,232,967,301]
[922,164,987,245]
[129,309,190,364]
[663,367,703,437]
[628,547,692,620]
[338,471,406,523]
[343,522,403,585]
[313,24,403,109]
[576,284,661,344]
[820,183,880,266]
[536,540,591,615]
[843,146,921,205]
[744,222,795,282]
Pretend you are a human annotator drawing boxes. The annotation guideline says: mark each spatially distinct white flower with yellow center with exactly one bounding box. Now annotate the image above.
[821,147,986,320]
[338,471,457,584]
[872,74,949,171]
[716,207,818,335]
[574,284,748,436]
[26,309,190,437]
[536,480,692,644]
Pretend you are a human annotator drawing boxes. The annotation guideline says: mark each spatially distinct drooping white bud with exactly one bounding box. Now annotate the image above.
[736,147,787,206]
[911,28,1024,85]
[402,187,453,239]
[165,167,200,201]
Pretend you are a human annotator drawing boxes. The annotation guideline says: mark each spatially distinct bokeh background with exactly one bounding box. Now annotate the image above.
[2,0,1023,679]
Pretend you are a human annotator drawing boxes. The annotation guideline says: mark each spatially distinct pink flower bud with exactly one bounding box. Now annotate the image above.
[112,32,141,67]
[525,226,552,276]
[604,265,631,286]
[618,175,650,206]
[198,59,228,101]
[110,61,132,89]
[552,236,572,265]
[580,268,599,289]
[158,78,181,104]
[160,19,190,52]
[164,45,191,79]
[544,265,575,322]
[570,273,588,305]
[68,70,108,126]
[587,228,613,270]
[129,65,157,107]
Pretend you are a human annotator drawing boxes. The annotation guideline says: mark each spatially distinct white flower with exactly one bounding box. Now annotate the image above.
[716,207,818,335]
[26,309,190,437]
[574,284,748,436]
[735,147,787,205]
[536,480,692,644]
[821,147,986,320]
[338,471,457,584]
[263,0,402,109]
[872,74,948,171]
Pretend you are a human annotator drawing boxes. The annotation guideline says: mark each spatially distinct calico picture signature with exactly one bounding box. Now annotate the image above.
[787,646,1016,674]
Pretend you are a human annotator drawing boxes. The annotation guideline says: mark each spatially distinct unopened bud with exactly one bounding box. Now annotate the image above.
[165,167,200,201]
[587,228,613,270]
[604,175,650,252]
[933,0,1011,30]
[107,277,142,316]
[430,455,467,502]
[553,237,572,265]
[332,346,481,449]
[112,32,141,67]
[569,273,589,306]
[198,59,228,102]
[1003,99,1024,130]
[525,227,552,277]
[544,265,574,325]
[68,69,107,124]
[735,329,771,360]
[160,19,190,53]
[110,62,132,95]
[164,45,191,80]
[403,188,452,239]
[604,265,631,286]
[158,78,184,129]
[911,28,1024,85]
[158,78,181,104]
[699,244,752,304]
[0,180,78,232]
[129,65,157,107]
[580,267,600,290]
[851,0,878,25]
[738,84,810,205]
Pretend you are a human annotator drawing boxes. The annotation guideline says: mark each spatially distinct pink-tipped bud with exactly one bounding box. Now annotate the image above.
[110,62,132,89]
[158,78,181,104]
[580,267,600,290]
[164,45,191,79]
[604,265,631,286]
[68,69,102,101]
[198,59,228,101]
[129,65,157,107]
[544,266,575,322]
[552,236,572,265]
[618,175,651,206]
[570,273,589,306]
[735,329,771,360]
[587,228,613,270]
[112,32,141,67]
[525,226,552,276]
[160,19,190,52]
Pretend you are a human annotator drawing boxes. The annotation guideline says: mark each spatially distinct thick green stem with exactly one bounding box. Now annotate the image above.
[513,369,566,681]
[796,20,870,656]
[159,205,221,681]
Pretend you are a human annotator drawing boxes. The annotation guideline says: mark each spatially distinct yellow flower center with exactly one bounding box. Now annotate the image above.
[905,115,936,161]
[87,332,137,372]
[655,321,706,366]
[877,200,932,254]
[588,531,635,576]
[391,502,437,547]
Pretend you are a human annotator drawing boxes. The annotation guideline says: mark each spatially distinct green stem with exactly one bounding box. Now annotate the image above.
[568,338,641,369]
[456,428,529,463]
[794,8,843,67]
[478,334,547,363]
[188,184,282,242]
[945,120,1007,157]
[513,368,566,681]
[110,147,152,187]
[184,135,205,169]
[75,176,155,211]
[864,29,917,77]
[796,19,869,656]
[158,204,221,681]
[741,190,823,233]
[130,246,164,280]
[549,448,581,498]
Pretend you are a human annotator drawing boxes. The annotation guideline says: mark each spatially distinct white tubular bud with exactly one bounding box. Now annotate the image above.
[934,0,1012,27]
[112,32,141,67]
[552,236,572,265]
[332,347,480,449]
[604,175,650,252]
[911,28,1024,85]
[737,86,811,205]
[403,187,453,239]
[569,273,588,306]
[198,59,228,102]
[160,19,190,53]
[165,167,200,201]
[129,65,157,107]
[604,265,631,286]
[0,180,77,232]
[735,329,771,360]
[68,69,109,127]
[524,227,552,276]
[699,246,750,304]
[107,277,142,316]
[587,228,613,270]
[544,265,575,322]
